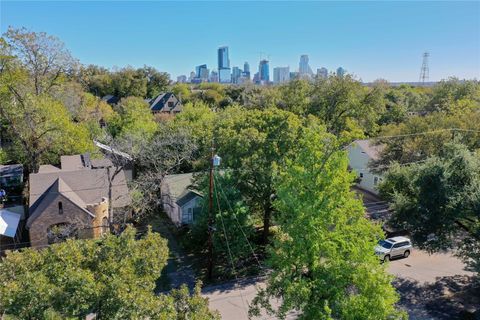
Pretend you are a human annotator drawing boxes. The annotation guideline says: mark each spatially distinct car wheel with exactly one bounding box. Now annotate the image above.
[403,250,410,258]
[383,255,390,262]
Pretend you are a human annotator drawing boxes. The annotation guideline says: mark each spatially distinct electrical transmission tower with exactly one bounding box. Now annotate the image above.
[419,52,429,84]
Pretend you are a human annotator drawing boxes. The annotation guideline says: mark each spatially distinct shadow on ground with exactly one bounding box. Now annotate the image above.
[394,275,480,320]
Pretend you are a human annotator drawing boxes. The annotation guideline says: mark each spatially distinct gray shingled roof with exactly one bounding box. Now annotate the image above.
[163,173,203,206]
[150,92,182,112]
[29,155,131,228]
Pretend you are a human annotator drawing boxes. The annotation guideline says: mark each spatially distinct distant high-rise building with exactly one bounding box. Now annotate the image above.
[231,66,242,84]
[189,71,196,82]
[253,72,260,84]
[218,46,230,69]
[243,62,250,79]
[317,67,328,79]
[299,55,313,78]
[258,60,270,84]
[244,62,250,73]
[336,67,345,77]
[209,70,219,83]
[273,67,290,84]
[195,64,209,83]
[177,75,187,83]
[218,46,231,83]
[289,71,300,80]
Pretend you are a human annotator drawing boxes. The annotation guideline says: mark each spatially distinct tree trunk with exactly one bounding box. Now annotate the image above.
[263,201,272,244]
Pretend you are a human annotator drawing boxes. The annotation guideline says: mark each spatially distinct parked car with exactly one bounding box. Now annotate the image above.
[375,236,412,262]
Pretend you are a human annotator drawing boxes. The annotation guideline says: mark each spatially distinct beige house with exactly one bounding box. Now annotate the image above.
[347,139,385,194]
[161,173,202,226]
[27,154,130,247]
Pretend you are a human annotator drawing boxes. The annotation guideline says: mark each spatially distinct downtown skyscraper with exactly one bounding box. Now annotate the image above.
[299,55,313,78]
[258,60,270,83]
[273,67,290,84]
[218,46,231,83]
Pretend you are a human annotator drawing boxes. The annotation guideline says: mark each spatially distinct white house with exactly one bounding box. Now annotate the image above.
[347,139,384,194]
[161,173,202,226]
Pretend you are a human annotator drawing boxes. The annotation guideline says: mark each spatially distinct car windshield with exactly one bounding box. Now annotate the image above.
[379,240,393,249]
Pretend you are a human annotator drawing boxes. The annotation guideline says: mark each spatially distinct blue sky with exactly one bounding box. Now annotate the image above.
[1,1,479,82]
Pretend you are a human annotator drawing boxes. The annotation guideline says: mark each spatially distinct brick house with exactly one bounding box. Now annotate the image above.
[27,154,130,247]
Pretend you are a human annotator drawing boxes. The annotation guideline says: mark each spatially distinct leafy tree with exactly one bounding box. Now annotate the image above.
[188,171,257,279]
[130,124,198,219]
[111,67,148,98]
[427,78,480,113]
[379,84,430,125]
[107,96,157,139]
[171,82,192,102]
[309,75,384,135]
[0,92,94,173]
[277,79,312,115]
[0,227,219,319]
[171,102,216,169]
[138,65,170,98]
[379,143,480,274]
[250,124,402,320]
[215,106,304,243]
[3,27,77,96]
[373,111,480,168]
[77,64,113,97]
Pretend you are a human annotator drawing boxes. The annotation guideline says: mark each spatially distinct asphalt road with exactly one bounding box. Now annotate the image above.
[202,249,474,319]
[388,249,473,284]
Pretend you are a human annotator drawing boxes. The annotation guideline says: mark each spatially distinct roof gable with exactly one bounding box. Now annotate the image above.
[176,190,202,207]
[351,139,384,161]
[27,178,95,228]
[150,92,181,112]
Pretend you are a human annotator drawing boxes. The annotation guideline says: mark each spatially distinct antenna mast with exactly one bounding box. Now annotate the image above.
[419,52,429,84]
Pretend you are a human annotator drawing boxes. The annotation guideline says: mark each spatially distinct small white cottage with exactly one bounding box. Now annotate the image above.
[161,173,202,226]
[347,139,384,194]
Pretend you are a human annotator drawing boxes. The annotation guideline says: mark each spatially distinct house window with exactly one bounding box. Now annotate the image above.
[58,202,63,215]
[374,176,379,186]
[359,173,364,178]
[183,207,193,224]
[168,101,174,109]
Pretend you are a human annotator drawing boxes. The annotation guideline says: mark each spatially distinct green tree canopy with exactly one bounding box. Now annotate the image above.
[309,75,385,135]
[379,143,480,274]
[215,106,304,242]
[373,111,480,169]
[0,227,219,320]
[250,124,402,320]
[107,96,157,139]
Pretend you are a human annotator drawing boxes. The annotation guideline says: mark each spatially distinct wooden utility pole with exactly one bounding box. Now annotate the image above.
[207,142,215,280]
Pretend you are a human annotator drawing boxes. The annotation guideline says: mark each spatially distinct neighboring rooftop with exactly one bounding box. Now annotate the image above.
[31,154,131,225]
[150,92,182,113]
[163,173,202,204]
[352,139,385,161]
[101,95,120,105]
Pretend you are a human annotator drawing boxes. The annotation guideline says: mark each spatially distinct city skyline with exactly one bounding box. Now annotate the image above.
[1,1,479,82]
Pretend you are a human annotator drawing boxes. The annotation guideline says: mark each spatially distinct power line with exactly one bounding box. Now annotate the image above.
[214,174,264,273]
[213,176,250,318]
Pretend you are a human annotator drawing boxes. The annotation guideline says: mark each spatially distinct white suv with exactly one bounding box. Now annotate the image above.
[375,236,412,262]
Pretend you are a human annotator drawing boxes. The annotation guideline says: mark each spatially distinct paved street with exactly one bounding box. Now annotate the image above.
[202,277,297,320]
[202,249,476,320]
[388,249,474,284]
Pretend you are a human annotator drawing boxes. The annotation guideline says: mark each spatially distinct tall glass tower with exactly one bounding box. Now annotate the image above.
[218,46,231,83]
[259,60,270,83]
